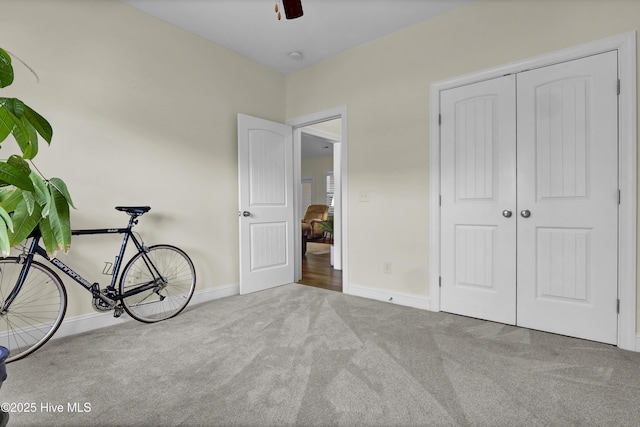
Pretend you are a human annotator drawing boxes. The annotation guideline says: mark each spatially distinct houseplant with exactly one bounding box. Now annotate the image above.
[318,216,334,265]
[0,47,74,256]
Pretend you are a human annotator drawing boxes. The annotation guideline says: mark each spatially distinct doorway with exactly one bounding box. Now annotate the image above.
[287,106,349,294]
[298,121,343,292]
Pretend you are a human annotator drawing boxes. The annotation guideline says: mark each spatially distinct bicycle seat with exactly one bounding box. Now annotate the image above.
[115,206,151,215]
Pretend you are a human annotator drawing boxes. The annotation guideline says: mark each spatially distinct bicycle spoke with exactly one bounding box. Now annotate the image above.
[0,259,67,363]
[120,245,195,323]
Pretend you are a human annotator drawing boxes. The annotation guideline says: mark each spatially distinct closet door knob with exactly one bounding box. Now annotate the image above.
[520,209,531,218]
[502,210,512,218]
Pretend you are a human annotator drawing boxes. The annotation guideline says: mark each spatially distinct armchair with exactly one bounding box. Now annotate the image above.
[301,205,329,253]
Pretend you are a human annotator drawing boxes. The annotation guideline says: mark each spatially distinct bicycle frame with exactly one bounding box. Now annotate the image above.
[2,214,159,312]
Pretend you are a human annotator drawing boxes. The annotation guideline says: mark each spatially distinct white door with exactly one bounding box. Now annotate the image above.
[238,114,295,294]
[516,51,619,344]
[440,51,619,344]
[440,75,517,324]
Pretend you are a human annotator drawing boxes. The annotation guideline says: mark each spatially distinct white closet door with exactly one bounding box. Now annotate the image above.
[440,75,517,324]
[516,51,619,344]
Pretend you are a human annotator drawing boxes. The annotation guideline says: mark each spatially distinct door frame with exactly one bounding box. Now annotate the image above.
[429,32,637,351]
[287,106,349,293]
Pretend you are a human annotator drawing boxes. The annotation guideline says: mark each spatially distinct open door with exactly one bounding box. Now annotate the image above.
[238,114,295,294]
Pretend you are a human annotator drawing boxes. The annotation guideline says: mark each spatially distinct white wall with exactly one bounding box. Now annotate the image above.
[0,0,285,318]
[301,156,333,206]
[285,0,640,331]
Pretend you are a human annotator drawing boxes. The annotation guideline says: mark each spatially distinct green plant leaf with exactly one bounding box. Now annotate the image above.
[38,215,58,257]
[9,114,36,159]
[0,98,31,156]
[49,177,75,209]
[7,155,31,175]
[22,118,38,159]
[24,105,52,144]
[0,162,35,191]
[29,172,50,216]
[8,198,41,247]
[0,102,15,142]
[0,49,13,89]
[0,219,9,257]
[10,98,25,118]
[0,205,13,233]
[0,187,22,213]
[0,98,42,158]
[9,123,32,158]
[22,189,35,215]
[47,183,71,252]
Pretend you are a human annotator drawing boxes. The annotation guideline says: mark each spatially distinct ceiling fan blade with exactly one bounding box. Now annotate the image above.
[282,0,303,19]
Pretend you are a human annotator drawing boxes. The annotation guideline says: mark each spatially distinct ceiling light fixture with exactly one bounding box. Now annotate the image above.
[275,0,304,21]
[289,51,304,61]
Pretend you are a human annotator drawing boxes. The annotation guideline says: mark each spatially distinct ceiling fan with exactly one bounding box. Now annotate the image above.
[275,0,304,20]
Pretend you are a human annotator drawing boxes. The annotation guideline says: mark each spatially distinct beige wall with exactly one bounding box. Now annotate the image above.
[301,156,333,207]
[0,0,285,317]
[285,0,640,330]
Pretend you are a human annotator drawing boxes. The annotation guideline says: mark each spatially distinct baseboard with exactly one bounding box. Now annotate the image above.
[347,284,431,311]
[189,282,239,305]
[54,283,240,341]
[636,334,640,352]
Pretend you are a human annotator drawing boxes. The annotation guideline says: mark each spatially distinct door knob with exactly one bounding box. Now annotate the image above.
[242,211,251,217]
[502,209,512,218]
[520,209,531,218]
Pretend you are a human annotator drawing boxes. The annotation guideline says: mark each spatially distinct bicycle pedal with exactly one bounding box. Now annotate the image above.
[113,306,124,318]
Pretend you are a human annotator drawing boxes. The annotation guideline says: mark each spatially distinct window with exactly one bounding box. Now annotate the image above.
[325,172,334,215]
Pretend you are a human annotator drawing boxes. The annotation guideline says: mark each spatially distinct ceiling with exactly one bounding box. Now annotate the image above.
[301,131,336,159]
[121,0,474,74]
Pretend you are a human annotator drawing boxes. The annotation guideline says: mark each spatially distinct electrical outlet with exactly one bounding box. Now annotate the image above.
[383,261,392,274]
[359,191,370,202]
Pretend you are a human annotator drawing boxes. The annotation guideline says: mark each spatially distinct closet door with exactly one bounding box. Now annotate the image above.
[516,51,619,344]
[440,76,517,324]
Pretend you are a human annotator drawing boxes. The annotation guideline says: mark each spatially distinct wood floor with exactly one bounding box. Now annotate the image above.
[298,244,342,292]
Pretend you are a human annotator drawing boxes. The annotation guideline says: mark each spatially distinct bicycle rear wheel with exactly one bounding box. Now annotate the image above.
[119,245,196,323]
[0,258,67,363]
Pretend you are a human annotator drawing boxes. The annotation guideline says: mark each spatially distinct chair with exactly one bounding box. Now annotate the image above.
[301,205,329,253]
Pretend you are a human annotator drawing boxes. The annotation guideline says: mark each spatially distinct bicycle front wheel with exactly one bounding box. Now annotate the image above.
[119,245,196,323]
[0,258,67,363]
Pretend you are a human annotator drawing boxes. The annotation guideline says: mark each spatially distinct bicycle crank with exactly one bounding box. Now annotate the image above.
[91,289,117,313]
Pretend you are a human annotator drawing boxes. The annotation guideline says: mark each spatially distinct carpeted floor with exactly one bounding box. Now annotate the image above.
[3,283,640,426]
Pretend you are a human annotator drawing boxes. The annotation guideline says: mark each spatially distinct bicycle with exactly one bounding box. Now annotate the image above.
[0,206,196,363]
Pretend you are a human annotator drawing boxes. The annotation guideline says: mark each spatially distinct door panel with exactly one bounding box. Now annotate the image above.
[238,114,294,294]
[440,75,517,324]
[516,51,619,344]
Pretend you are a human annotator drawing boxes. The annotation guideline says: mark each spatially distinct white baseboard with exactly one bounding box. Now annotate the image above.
[189,282,239,305]
[636,334,640,352]
[54,283,239,341]
[347,283,431,311]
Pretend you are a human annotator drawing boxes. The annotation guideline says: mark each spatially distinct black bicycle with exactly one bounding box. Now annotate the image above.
[0,206,196,363]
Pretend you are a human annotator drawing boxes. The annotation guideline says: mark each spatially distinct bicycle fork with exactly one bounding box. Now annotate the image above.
[0,254,34,314]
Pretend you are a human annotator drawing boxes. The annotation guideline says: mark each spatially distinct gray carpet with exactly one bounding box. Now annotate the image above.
[3,283,640,426]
